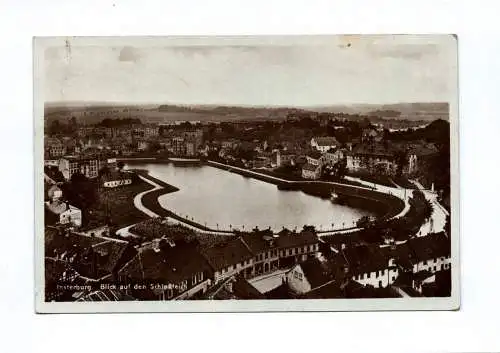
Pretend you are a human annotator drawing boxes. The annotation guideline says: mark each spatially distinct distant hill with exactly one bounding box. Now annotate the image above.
[309,102,449,121]
[44,101,449,125]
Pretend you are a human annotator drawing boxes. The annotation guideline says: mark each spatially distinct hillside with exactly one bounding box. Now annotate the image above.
[309,102,449,121]
[44,101,449,125]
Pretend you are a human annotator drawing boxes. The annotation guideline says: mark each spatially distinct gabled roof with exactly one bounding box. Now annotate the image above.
[341,245,392,275]
[307,149,323,159]
[119,242,211,283]
[302,163,320,172]
[201,238,253,271]
[276,231,318,249]
[232,276,266,299]
[302,280,401,299]
[240,233,272,255]
[45,228,135,279]
[313,136,338,146]
[293,257,335,289]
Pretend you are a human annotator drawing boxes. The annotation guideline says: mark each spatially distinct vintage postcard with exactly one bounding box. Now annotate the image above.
[34,35,459,313]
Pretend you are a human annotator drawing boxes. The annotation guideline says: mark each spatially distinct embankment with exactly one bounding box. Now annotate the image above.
[206,160,405,220]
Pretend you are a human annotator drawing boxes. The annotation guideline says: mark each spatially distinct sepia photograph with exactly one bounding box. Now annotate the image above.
[34,35,459,312]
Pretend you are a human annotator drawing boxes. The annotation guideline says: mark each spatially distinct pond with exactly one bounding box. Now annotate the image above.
[125,163,373,231]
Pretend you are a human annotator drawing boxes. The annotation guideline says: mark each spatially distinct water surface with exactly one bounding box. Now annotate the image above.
[126,163,372,231]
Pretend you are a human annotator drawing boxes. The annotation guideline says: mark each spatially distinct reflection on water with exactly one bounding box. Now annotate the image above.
[126,163,372,231]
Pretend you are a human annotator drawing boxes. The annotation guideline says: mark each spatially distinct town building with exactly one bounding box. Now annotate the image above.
[402,142,439,176]
[201,237,255,283]
[342,233,451,289]
[276,150,296,167]
[171,137,186,156]
[101,171,133,188]
[306,150,323,166]
[58,156,101,180]
[47,184,63,201]
[285,257,343,295]
[118,238,213,300]
[302,163,321,179]
[45,137,66,158]
[311,136,339,153]
[45,201,82,227]
[361,127,384,144]
[202,231,320,284]
[45,227,137,282]
[321,148,345,166]
[346,144,399,176]
[202,275,266,300]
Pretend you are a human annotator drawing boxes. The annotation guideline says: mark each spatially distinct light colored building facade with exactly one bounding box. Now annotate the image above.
[302,163,321,179]
[311,136,338,153]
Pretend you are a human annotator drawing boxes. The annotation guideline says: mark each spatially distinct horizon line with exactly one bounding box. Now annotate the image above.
[45,100,450,109]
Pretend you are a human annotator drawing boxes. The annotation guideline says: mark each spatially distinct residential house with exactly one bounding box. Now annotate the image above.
[202,230,320,284]
[343,232,451,289]
[403,142,439,176]
[306,150,323,166]
[171,137,186,156]
[58,156,101,180]
[45,201,82,227]
[47,184,63,201]
[274,231,320,268]
[276,150,296,167]
[343,244,400,288]
[302,163,321,180]
[321,148,345,166]
[346,144,399,176]
[185,139,197,156]
[311,136,339,153]
[285,257,343,295]
[45,227,137,282]
[250,155,272,169]
[240,233,280,278]
[201,237,255,283]
[118,238,213,300]
[202,275,265,300]
[45,137,66,158]
[361,127,384,144]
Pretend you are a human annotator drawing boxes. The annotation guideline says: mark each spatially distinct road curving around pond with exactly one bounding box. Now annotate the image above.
[129,160,410,237]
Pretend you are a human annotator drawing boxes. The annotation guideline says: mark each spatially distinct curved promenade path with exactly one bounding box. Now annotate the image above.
[126,161,413,238]
[410,180,448,237]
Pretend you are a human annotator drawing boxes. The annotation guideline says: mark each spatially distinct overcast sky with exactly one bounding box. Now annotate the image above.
[43,35,457,106]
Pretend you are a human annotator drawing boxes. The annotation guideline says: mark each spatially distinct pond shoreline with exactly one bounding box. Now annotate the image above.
[125,159,406,234]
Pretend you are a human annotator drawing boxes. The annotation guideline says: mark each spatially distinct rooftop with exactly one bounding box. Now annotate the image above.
[313,136,339,146]
[302,163,320,172]
[119,241,212,283]
[201,238,254,271]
